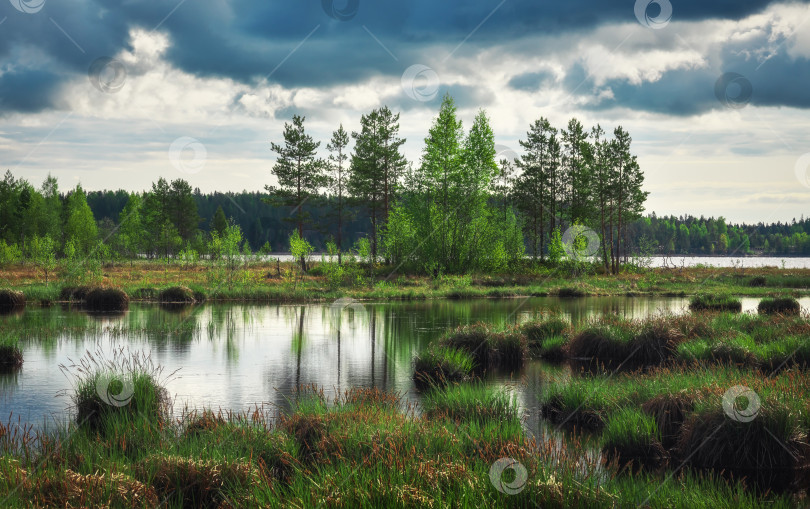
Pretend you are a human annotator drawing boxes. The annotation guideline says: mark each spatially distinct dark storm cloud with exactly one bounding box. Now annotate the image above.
[564,51,810,115]
[0,0,808,113]
[508,70,556,91]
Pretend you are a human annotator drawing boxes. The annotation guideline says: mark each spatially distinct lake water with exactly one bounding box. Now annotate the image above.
[248,254,810,269]
[3,296,809,432]
[648,256,810,269]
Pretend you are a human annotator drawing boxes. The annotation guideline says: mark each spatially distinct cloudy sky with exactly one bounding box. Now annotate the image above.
[1,0,809,223]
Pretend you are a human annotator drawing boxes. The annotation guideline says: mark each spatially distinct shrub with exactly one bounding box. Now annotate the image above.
[84,287,129,312]
[757,297,801,316]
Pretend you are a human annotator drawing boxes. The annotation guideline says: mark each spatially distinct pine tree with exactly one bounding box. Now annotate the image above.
[327,124,350,263]
[266,115,327,269]
[211,205,228,237]
[349,107,407,261]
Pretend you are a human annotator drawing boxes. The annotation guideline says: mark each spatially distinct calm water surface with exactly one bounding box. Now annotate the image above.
[2,296,809,431]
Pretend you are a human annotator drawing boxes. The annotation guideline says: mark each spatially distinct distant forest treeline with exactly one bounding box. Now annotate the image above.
[83,189,810,256]
[2,93,809,273]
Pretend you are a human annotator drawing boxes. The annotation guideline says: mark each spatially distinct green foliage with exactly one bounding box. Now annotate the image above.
[64,185,98,255]
[0,240,22,267]
[28,235,57,285]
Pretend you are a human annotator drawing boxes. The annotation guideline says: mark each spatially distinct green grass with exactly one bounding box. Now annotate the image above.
[439,323,527,370]
[601,408,665,472]
[0,381,803,507]
[688,294,742,313]
[412,345,475,388]
[422,383,518,424]
[757,296,801,315]
[62,348,172,433]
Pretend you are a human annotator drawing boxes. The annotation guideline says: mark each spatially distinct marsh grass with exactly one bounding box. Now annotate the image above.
[675,403,805,492]
[0,289,25,313]
[422,384,518,424]
[158,285,196,303]
[757,297,801,315]
[0,379,802,507]
[60,347,175,433]
[440,322,528,370]
[0,335,23,371]
[689,294,742,313]
[83,287,129,312]
[601,408,667,472]
[412,345,474,389]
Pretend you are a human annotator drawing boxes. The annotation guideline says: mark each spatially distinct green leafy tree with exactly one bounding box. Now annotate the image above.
[64,185,98,256]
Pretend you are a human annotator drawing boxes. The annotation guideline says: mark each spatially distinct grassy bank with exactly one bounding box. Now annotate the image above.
[0,383,800,508]
[1,260,809,304]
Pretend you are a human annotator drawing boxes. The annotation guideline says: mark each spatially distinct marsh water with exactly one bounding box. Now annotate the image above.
[3,296,810,434]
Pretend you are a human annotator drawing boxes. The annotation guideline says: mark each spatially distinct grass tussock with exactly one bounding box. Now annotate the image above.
[757,297,801,315]
[61,347,173,433]
[0,337,23,371]
[412,345,474,389]
[83,287,129,312]
[565,316,684,370]
[601,408,667,472]
[158,286,196,304]
[675,403,805,492]
[689,294,742,313]
[58,285,92,302]
[422,384,518,424]
[135,455,257,508]
[0,289,25,313]
[439,323,527,370]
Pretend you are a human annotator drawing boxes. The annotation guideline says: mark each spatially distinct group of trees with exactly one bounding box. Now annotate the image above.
[635,214,810,256]
[3,93,807,276]
[507,118,647,274]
